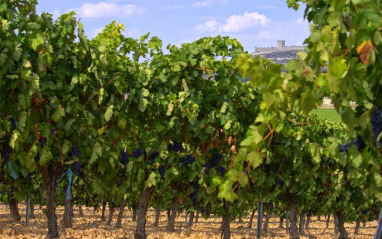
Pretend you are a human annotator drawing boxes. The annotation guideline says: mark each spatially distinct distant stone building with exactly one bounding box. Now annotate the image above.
[252,40,305,65]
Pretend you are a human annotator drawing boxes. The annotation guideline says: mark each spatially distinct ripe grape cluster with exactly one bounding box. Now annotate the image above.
[133,148,144,158]
[338,136,365,152]
[50,129,55,135]
[200,206,210,216]
[159,166,165,178]
[188,182,198,208]
[168,142,184,152]
[148,151,159,165]
[216,166,226,178]
[211,153,223,167]
[72,162,80,175]
[276,176,282,184]
[39,138,47,148]
[372,108,382,147]
[203,163,212,174]
[9,117,16,129]
[119,149,129,166]
[28,172,35,179]
[178,154,195,168]
[3,144,11,164]
[69,145,81,158]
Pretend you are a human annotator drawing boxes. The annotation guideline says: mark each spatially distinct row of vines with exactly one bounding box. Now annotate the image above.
[0,0,381,239]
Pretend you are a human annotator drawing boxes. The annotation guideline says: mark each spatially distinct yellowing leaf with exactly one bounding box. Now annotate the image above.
[356,40,373,65]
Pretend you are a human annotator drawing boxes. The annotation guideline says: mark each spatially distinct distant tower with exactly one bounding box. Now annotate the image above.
[277,40,285,49]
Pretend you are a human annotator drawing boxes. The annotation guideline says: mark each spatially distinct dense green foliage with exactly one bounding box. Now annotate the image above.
[0,0,381,239]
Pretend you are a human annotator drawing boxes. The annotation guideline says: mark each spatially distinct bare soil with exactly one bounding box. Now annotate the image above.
[0,203,377,238]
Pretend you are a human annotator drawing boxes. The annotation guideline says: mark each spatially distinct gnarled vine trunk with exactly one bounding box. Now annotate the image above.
[133,205,137,221]
[289,199,299,239]
[299,213,306,236]
[248,210,256,228]
[354,217,361,234]
[63,198,73,228]
[78,204,84,217]
[116,200,126,228]
[101,201,107,221]
[326,215,330,229]
[195,210,199,223]
[134,187,154,239]
[305,214,310,229]
[263,206,271,233]
[334,211,348,239]
[153,207,160,227]
[167,197,179,231]
[221,200,231,239]
[9,198,20,221]
[187,211,195,228]
[39,164,59,239]
[30,203,35,219]
[106,203,115,226]
[279,216,284,229]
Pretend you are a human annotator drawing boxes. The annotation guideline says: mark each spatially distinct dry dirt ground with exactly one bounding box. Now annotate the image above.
[0,203,378,239]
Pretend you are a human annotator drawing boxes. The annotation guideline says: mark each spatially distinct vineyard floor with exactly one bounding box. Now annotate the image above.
[0,204,377,239]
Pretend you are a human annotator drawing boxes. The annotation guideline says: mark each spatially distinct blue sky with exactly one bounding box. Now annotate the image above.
[36,0,310,53]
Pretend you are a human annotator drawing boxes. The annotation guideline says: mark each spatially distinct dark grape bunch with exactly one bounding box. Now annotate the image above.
[216,166,226,178]
[148,151,159,163]
[119,149,129,166]
[203,163,212,174]
[200,206,210,216]
[72,162,80,175]
[159,166,165,178]
[39,138,47,148]
[372,108,382,147]
[338,136,365,152]
[178,154,196,168]
[133,148,144,158]
[167,142,184,152]
[188,182,198,207]
[9,117,16,129]
[50,129,55,135]
[3,144,11,164]
[28,172,35,179]
[69,145,81,158]
[211,153,223,167]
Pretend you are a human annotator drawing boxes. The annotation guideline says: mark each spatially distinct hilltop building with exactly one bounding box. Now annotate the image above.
[252,40,305,65]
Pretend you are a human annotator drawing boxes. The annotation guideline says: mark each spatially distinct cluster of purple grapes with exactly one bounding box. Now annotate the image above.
[159,166,165,178]
[147,151,159,165]
[119,149,129,166]
[9,117,16,129]
[211,153,223,167]
[72,162,80,175]
[188,182,198,208]
[308,209,317,216]
[276,176,282,184]
[362,210,368,215]
[133,148,144,158]
[200,206,210,216]
[39,138,47,148]
[50,129,55,135]
[372,108,382,147]
[168,142,184,152]
[28,172,35,179]
[178,154,195,168]
[338,136,365,152]
[69,145,81,158]
[216,166,226,178]
[203,163,212,174]
[3,144,11,164]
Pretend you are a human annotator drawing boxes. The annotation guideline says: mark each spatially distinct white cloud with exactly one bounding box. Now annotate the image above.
[160,5,185,11]
[195,20,221,32]
[192,0,215,8]
[221,12,270,32]
[194,11,270,33]
[73,2,144,18]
